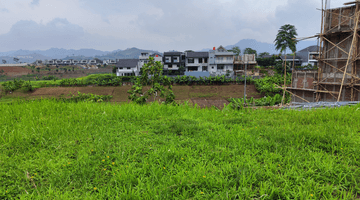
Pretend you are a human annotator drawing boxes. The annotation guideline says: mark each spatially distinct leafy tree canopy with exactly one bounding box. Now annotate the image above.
[128,57,175,105]
[259,52,270,57]
[274,24,298,54]
[231,46,241,56]
[243,48,257,56]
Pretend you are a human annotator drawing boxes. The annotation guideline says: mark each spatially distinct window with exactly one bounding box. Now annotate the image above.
[212,66,214,69]
[202,66,207,71]
[181,55,185,60]
[198,58,203,63]
[188,66,198,71]
[173,56,179,63]
[204,58,208,63]
[165,57,171,63]
[127,67,131,70]
[120,67,123,69]
[188,58,194,63]
[168,65,173,68]
[217,65,224,70]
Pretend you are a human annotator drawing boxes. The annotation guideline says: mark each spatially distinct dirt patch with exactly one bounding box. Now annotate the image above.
[1,84,263,108]
[0,66,32,76]
[31,87,116,97]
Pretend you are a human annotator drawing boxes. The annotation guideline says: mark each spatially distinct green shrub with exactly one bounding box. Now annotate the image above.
[1,79,24,93]
[22,81,34,92]
[58,91,113,103]
[42,75,58,81]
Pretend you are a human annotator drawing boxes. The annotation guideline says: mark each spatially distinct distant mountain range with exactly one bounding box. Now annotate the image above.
[0,47,161,64]
[0,39,318,64]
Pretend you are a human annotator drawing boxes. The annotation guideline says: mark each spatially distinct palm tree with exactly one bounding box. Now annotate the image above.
[274,24,298,105]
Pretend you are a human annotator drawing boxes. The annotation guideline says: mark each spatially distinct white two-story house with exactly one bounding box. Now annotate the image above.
[185,52,209,72]
[209,46,234,76]
[115,52,163,77]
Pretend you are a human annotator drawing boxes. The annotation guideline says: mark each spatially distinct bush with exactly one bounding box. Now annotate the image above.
[58,91,113,103]
[274,61,291,74]
[22,81,34,92]
[42,75,58,81]
[1,79,24,93]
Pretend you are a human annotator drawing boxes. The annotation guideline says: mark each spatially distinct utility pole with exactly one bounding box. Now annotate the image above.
[244,58,247,106]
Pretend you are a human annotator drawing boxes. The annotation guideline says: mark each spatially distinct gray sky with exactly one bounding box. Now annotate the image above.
[0,0,346,52]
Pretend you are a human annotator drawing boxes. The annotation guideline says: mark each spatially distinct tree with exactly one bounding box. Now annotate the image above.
[30,65,35,72]
[13,58,19,63]
[274,24,298,105]
[2,59,6,64]
[256,55,277,67]
[185,50,194,52]
[243,48,257,56]
[112,66,117,74]
[231,46,241,56]
[128,57,175,105]
[259,52,270,57]
[36,67,40,73]
[178,65,185,75]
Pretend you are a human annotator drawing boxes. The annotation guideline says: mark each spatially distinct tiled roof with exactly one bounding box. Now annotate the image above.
[164,52,182,56]
[298,45,320,53]
[116,59,139,68]
[186,52,209,58]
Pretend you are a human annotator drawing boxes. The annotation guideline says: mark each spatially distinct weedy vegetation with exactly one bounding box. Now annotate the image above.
[1,99,360,199]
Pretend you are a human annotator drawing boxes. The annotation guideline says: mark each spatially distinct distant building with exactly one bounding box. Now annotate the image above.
[297,45,320,66]
[209,46,234,76]
[163,51,185,75]
[185,52,209,72]
[115,59,139,76]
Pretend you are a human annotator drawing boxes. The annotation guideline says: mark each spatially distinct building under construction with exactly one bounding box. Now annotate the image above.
[289,0,360,102]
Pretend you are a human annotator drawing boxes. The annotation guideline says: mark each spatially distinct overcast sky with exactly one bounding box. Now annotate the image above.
[0,0,347,52]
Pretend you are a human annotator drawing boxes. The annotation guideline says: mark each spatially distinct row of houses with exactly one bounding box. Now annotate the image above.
[30,45,319,78]
[115,46,253,77]
[35,58,109,66]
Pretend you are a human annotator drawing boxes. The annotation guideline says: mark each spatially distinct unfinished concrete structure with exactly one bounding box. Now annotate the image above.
[290,1,360,102]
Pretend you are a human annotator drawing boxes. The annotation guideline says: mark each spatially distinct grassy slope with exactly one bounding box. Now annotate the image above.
[1,100,360,199]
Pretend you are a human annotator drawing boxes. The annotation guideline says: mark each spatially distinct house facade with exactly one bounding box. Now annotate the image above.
[209,46,234,76]
[115,59,139,76]
[185,52,209,72]
[115,52,163,77]
[163,51,185,75]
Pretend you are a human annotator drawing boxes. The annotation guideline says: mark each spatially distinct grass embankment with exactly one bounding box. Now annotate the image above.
[1,100,359,199]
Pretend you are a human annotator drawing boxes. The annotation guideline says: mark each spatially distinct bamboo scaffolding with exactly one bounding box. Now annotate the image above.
[317,0,325,102]
[275,84,310,103]
[316,8,355,20]
[290,0,360,102]
[338,3,359,101]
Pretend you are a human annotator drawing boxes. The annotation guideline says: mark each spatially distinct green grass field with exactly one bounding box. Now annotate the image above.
[1,100,360,199]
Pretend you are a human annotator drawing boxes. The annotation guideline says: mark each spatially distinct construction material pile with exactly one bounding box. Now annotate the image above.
[284,101,360,110]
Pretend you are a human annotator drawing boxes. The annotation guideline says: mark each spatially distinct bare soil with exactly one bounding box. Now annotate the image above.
[1,85,262,108]
[0,66,32,76]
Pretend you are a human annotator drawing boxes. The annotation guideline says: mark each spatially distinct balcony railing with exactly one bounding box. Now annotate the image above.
[215,60,233,64]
